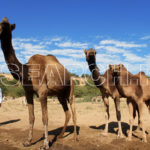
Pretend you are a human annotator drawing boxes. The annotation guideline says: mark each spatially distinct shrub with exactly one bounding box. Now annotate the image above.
[0,76,25,98]
[74,77,101,101]
[74,80,80,86]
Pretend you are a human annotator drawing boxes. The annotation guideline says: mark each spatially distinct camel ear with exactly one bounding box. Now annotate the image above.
[84,49,87,55]
[11,24,16,31]
[94,49,97,55]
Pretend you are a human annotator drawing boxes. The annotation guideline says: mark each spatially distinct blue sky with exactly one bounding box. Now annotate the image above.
[0,0,150,75]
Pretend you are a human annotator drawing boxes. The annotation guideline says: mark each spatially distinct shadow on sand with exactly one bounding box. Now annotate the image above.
[0,119,21,126]
[32,125,80,147]
[89,121,141,138]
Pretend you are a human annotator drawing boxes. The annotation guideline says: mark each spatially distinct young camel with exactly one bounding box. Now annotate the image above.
[84,48,123,137]
[109,64,150,142]
[0,18,77,150]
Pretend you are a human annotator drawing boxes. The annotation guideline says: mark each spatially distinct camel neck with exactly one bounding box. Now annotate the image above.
[88,63,104,88]
[114,67,130,97]
[1,37,23,80]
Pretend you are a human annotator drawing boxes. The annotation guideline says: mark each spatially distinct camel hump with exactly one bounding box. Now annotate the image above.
[47,54,59,61]
[47,54,56,59]
[47,54,55,57]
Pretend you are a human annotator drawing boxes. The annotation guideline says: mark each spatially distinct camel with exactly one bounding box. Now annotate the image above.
[0,17,77,150]
[84,48,124,137]
[109,64,150,142]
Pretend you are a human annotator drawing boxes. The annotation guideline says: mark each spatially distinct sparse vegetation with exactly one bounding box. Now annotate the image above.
[74,77,101,102]
[69,72,79,77]
[81,74,91,78]
[0,75,101,101]
[0,75,25,98]
[73,80,80,85]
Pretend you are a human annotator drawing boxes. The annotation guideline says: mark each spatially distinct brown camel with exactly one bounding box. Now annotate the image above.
[0,17,77,150]
[109,64,150,142]
[84,48,123,137]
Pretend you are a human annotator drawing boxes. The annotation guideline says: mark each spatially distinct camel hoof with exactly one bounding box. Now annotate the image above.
[141,138,147,143]
[116,133,125,139]
[72,136,79,142]
[100,132,108,137]
[126,137,132,142]
[23,140,32,147]
[39,145,49,150]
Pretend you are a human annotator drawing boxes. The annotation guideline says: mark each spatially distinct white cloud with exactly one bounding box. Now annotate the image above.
[96,53,122,64]
[58,57,86,75]
[51,37,62,42]
[13,38,38,42]
[0,36,148,75]
[0,51,5,63]
[140,35,150,40]
[95,45,125,53]
[50,49,81,55]
[39,37,62,45]
[55,41,88,48]
[123,52,145,62]
[95,39,147,65]
[95,35,104,39]
[0,63,10,73]
[50,49,83,58]
[100,40,147,48]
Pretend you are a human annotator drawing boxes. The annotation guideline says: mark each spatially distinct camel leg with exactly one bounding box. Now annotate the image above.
[138,102,147,143]
[70,100,78,141]
[39,95,49,150]
[23,93,34,147]
[58,98,71,139]
[145,100,150,114]
[127,101,134,141]
[133,103,141,133]
[114,98,123,138]
[101,97,109,136]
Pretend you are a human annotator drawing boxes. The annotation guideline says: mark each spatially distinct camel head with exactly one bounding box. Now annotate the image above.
[84,48,96,63]
[0,17,16,40]
[109,64,124,77]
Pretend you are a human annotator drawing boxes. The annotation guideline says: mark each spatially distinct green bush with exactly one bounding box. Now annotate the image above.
[81,74,91,78]
[0,76,25,98]
[74,80,80,86]
[0,75,101,100]
[74,77,101,101]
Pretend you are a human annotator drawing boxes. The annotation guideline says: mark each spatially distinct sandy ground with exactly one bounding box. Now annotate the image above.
[0,97,150,150]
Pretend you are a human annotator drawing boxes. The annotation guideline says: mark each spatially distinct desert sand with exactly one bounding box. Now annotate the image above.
[0,97,150,150]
